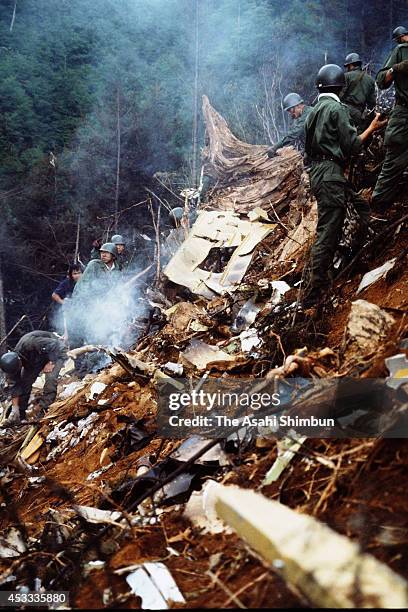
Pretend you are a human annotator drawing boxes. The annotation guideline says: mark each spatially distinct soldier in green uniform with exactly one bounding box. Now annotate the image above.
[70,243,121,344]
[341,53,376,131]
[372,26,408,205]
[74,242,121,297]
[111,234,132,270]
[268,93,313,157]
[0,331,67,426]
[304,64,387,304]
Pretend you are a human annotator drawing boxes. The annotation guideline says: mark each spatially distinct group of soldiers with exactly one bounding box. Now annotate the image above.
[0,234,131,427]
[1,27,407,426]
[268,26,408,305]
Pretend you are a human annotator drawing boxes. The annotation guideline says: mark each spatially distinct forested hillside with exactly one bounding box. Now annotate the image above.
[1,0,408,332]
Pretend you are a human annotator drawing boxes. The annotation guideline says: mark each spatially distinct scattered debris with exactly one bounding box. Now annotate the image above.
[357,258,396,293]
[0,529,27,558]
[72,506,123,525]
[88,381,107,400]
[170,436,229,466]
[163,362,183,376]
[180,339,238,371]
[262,436,306,485]
[59,380,86,399]
[126,562,185,609]
[240,329,262,353]
[1,94,407,610]
[385,354,408,389]
[184,480,232,534]
[232,297,261,333]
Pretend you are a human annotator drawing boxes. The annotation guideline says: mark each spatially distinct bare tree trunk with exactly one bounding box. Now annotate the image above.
[237,0,241,53]
[345,0,349,52]
[389,0,394,32]
[74,211,81,263]
[114,87,121,232]
[10,0,17,33]
[191,0,200,188]
[0,256,7,355]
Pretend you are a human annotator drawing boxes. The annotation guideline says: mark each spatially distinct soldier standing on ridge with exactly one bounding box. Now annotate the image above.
[0,331,67,427]
[341,53,376,131]
[372,26,408,206]
[267,93,313,157]
[304,64,387,306]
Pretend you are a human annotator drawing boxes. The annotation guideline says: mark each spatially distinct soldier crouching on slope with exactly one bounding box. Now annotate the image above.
[304,64,387,306]
[0,331,67,427]
[372,26,408,206]
[267,93,313,157]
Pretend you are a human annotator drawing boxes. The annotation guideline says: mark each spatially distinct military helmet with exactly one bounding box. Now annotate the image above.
[0,352,22,375]
[393,26,408,41]
[283,93,303,112]
[169,207,184,227]
[99,242,117,257]
[316,64,346,90]
[344,52,362,66]
[111,234,125,245]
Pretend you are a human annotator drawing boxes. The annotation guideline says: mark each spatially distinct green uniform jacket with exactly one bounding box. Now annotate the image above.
[73,259,121,298]
[377,42,408,105]
[275,105,313,150]
[372,43,408,204]
[341,69,376,113]
[304,95,362,182]
[304,95,367,290]
[9,331,66,399]
[376,43,408,150]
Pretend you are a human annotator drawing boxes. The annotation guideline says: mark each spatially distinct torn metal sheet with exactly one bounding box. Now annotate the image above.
[385,354,408,389]
[108,348,154,376]
[59,380,86,399]
[262,436,306,485]
[126,562,185,610]
[163,362,183,376]
[180,339,237,370]
[163,211,274,298]
[0,529,27,558]
[88,382,107,400]
[232,297,261,332]
[357,259,396,293]
[59,358,76,377]
[72,505,122,525]
[247,207,271,223]
[184,480,232,534]
[171,436,229,465]
[240,329,262,353]
[270,280,291,305]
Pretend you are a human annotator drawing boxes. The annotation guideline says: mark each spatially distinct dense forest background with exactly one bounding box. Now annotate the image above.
[1,0,408,342]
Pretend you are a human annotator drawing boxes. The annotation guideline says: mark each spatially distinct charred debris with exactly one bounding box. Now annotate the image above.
[0,97,407,609]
